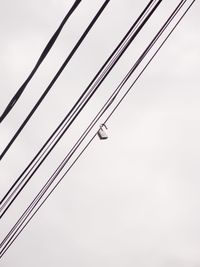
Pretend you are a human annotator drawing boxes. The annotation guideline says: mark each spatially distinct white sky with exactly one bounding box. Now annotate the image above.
[0,0,200,266]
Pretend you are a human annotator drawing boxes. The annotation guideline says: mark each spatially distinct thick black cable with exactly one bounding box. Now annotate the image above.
[0,0,82,124]
[0,0,121,216]
[0,3,194,258]
[0,0,111,211]
[0,1,162,251]
[14,0,188,214]
[0,0,159,217]
[1,3,166,257]
[0,0,195,258]
[0,0,154,161]
[0,0,161,219]
[0,0,110,160]
[0,0,161,222]
[0,0,156,204]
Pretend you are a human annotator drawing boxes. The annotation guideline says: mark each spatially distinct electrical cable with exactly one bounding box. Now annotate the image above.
[0,0,110,160]
[0,0,195,258]
[0,0,156,161]
[0,0,82,124]
[0,0,162,252]
[104,0,197,125]
[0,0,161,217]
[0,0,155,214]
[0,0,113,213]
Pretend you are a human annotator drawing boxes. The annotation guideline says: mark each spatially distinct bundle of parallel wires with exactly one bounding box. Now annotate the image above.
[0,0,196,259]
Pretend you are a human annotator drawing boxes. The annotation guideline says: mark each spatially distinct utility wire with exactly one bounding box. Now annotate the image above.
[0,0,155,161]
[0,0,82,124]
[0,0,112,213]
[2,0,161,253]
[0,0,110,160]
[0,0,139,213]
[0,0,161,218]
[104,2,197,125]
[0,0,195,258]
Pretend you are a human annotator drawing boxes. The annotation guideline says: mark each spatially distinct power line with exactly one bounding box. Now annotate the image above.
[0,0,155,161]
[0,0,82,124]
[0,0,195,259]
[0,0,161,218]
[0,0,110,160]
[104,0,196,123]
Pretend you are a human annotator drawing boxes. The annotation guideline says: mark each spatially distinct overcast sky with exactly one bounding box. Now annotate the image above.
[0,0,200,266]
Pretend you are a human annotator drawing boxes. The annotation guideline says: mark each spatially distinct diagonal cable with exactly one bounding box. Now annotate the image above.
[0,0,110,160]
[0,0,82,124]
[0,0,196,259]
[0,0,160,218]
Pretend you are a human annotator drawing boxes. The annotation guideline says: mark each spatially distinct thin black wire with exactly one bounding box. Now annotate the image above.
[16,0,189,215]
[3,5,182,259]
[1,0,161,219]
[0,0,162,250]
[0,0,156,209]
[0,0,160,218]
[0,0,155,214]
[0,0,82,124]
[0,0,110,160]
[0,0,111,212]
[0,0,195,258]
[0,0,154,161]
[104,0,196,125]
